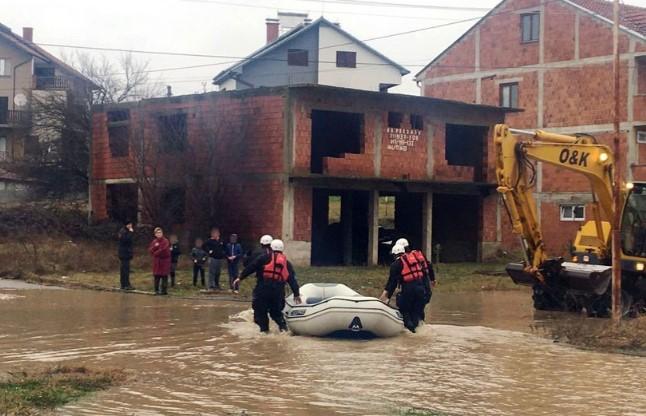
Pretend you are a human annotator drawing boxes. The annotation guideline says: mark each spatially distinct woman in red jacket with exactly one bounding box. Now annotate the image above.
[149,227,171,295]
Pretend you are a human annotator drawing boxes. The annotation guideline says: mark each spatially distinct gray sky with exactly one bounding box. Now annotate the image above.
[4,0,646,96]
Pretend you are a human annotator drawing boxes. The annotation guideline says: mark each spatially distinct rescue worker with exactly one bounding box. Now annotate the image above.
[395,238,436,303]
[234,239,302,333]
[243,234,273,267]
[379,244,430,333]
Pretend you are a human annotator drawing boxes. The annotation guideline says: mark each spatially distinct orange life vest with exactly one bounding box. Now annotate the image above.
[262,253,290,282]
[400,252,424,283]
[411,249,429,274]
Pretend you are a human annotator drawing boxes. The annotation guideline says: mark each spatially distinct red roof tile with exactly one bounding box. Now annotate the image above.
[568,0,646,36]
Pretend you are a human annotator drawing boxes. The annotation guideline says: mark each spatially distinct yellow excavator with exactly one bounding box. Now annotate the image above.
[495,124,646,317]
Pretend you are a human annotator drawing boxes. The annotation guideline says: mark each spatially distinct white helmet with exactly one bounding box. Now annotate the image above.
[270,239,285,252]
[395,238,409,248]
[260,234,273,245]
[391,244,405,255]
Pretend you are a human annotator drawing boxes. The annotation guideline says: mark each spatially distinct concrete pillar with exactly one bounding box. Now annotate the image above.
[367,190,379,266]
[422,192,433,260]
[341,191,354,265]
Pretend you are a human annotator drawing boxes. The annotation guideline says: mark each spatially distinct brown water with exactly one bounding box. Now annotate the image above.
[1,286,645,416]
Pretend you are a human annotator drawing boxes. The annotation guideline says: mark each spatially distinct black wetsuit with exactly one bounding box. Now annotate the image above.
[239,252,300,332]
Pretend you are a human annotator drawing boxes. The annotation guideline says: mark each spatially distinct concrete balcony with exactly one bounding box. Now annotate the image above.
[0,110,31,127]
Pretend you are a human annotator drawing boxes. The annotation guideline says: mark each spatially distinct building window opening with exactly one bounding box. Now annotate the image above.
[336,51,357,68]
[410,114,423,130]
[388,111,403,128]
[500,83,519,108]
[445,123,488,174]
[328,195,341,225]
[108,126,129,157]
[521,12,540,43]
[288,49,309,66]
[560,204,585,221]
[106,183,138,224]
[158,113,187,153]
[310,110,364,174]
[637,57,646,95]
[107,109,130,123]
[161,187,186,224]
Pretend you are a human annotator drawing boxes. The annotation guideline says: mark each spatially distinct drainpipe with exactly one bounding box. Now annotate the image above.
[12,58,32,111]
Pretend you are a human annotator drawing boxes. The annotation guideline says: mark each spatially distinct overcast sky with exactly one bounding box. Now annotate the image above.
[4,0,646,97]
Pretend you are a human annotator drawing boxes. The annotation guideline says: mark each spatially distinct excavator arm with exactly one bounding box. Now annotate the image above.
[494,124,614,294]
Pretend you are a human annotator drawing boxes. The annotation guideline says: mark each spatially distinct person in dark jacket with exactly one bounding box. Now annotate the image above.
[118,220,135,290]
[148,227,171,295]
[226,233,243,293]
[379,244,430,333]
[242,234,273,267]
[234,239,301,333]
[203,227,225,290]
[396,238,436,319]
[191,238,208,287]
[169,234,181,287]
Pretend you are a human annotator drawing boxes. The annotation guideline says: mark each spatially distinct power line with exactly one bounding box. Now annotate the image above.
[180,0,476,21]
[287,0,492,12]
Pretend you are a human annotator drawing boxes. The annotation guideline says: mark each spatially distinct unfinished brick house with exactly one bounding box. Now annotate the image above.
[416,0,646,254]
[90,85,511,265]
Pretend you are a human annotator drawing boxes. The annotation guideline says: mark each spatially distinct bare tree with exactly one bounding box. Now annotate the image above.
[1,52,163,197]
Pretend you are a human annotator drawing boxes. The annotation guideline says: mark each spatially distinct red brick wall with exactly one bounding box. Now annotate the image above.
[91,92,287,245]
[425,32,476,78]
[544,2,576,63]
[293,185,312,241]
[424,80,476,104]
[431,122,477,182]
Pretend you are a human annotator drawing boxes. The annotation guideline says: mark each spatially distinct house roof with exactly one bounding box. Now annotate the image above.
[212,16,409,85]
[414,0,646,79]
[0,24,97,88]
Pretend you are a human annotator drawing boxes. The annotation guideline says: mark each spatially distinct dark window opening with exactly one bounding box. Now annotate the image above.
[34,67,55,77]
[160,187,186,224]
[107,183,138,224]
[336,51,357,68]
[445,124,488,178]
[288,49,309,66]
[521,12,540,43]
[500,83,519,108]
[637,57,646,95]
[158,113,187,153]
[410,114,423,130]
[107,109,130,123]
[108,125,129,157]
[388,111,403,128]
[310,110,364,174]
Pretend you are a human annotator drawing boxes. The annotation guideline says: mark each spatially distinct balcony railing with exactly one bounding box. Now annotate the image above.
[34,75,72,90]
[0,110,31,126]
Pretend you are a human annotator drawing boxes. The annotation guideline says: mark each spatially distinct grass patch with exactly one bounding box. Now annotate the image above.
[548,317,646,353]
[396,408,453,416]
[29,261,521,299]
[0,366,126,415]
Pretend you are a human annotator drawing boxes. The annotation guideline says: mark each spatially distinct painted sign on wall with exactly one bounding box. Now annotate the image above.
[386,127,421,152]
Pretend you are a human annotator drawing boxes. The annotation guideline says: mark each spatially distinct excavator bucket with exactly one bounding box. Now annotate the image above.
[505,261,612,296]
[505,262,539,286]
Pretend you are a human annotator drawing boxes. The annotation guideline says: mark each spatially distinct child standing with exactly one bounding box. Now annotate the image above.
[148,227,171,296]
[226,233,243,293]
[169,234,181,287]
[191,238,208,287]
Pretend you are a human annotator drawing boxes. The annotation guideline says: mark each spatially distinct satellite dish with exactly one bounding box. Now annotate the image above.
[14,93,27,108]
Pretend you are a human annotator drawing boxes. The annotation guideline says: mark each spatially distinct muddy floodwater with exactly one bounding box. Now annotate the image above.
[1,284,646,416]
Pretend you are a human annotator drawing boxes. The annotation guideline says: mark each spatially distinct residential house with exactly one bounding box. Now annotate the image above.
[416,0,646,254]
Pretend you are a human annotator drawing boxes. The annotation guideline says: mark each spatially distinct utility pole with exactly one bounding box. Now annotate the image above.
[611,0,622,322]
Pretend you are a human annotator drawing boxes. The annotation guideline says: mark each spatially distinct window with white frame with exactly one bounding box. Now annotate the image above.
[560,204,585,221]
[637,129,646,144]
[0,59,7,76]
[500,83,519,108]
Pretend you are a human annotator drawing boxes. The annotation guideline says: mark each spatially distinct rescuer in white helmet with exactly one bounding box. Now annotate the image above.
[235,239,301,333]
[243,234,273,268]
[395,237,436,315]
[379,243,428,333]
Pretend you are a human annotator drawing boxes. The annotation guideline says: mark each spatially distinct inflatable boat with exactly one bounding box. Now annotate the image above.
[283,283,404,338]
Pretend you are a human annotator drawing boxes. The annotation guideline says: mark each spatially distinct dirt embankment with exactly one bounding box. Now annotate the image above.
[549,317,646,354]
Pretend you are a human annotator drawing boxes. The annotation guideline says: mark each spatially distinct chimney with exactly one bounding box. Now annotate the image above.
[166,85,172,97]
[266,18,279,44]
[22,27,33,42]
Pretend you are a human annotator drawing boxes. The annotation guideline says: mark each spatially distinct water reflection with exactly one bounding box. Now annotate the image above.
[0,288,644,415]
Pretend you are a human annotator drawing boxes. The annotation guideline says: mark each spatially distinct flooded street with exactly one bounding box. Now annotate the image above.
[1,284,645,415]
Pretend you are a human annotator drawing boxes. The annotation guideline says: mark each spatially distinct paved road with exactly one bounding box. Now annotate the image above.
[0,279,64,290]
